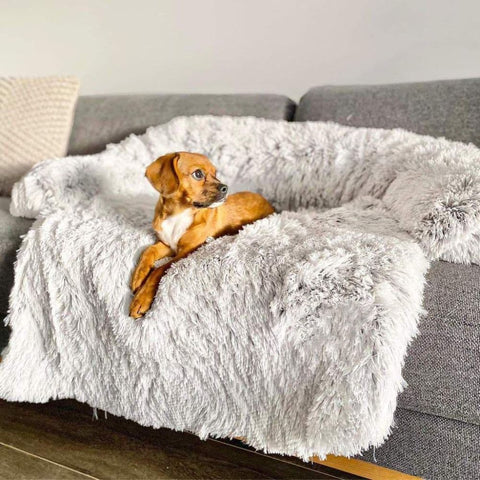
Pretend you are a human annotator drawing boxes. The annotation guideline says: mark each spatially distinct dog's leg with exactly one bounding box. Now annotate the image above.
[130,242,173,293]
[129,228,208,319]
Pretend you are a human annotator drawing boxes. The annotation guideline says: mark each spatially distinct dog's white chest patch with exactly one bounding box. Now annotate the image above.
[156,209,194,252]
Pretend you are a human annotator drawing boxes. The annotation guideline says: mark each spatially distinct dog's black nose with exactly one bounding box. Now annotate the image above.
[218,184,228,194]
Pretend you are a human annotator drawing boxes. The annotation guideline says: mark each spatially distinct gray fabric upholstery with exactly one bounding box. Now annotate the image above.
[296,78,480,146]
[358,407,480,480]
[0,198,33,350]
[296,79,480,424]
[298,79,480,479]
[68,94,296,155]
[399,261,480,426]
[0,198,33,238]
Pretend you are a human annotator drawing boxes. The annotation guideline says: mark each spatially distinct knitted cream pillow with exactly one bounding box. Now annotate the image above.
[0,76,79,195]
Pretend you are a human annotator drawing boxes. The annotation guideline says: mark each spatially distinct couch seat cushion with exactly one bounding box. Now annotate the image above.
[359,407,480,479]
[398,261,480,425]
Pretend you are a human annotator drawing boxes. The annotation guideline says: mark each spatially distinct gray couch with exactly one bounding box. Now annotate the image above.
[1,80,479,480]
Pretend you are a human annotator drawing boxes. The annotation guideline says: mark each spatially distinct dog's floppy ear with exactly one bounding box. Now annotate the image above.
[145,153,180,196]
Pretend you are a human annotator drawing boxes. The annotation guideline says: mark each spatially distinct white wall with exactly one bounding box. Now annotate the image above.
[2,0,480,100]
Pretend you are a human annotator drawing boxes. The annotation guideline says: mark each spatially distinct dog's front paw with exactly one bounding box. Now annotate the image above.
[129,287,155,319]
[129,292,153,319]
[130,265,151,293]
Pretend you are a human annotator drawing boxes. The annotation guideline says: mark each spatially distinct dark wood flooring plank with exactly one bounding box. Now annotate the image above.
[0,399,338,479]
[0,443,89,480]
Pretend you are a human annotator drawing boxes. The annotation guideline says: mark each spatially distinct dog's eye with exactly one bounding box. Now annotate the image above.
[192,169,204,180]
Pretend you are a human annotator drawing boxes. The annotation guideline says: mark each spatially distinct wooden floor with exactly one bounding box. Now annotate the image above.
[0,399,364,479]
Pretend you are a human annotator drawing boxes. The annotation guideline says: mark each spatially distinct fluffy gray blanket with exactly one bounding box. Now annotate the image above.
[1,117,480,460]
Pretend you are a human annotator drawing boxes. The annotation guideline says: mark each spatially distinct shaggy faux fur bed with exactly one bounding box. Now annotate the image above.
[1,116,480,459]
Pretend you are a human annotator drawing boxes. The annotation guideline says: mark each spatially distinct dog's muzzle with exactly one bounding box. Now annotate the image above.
[214,184,228,203]
[193,183,229,208]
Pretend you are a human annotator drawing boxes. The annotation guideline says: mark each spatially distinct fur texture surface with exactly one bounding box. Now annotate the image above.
[2,116,480,459]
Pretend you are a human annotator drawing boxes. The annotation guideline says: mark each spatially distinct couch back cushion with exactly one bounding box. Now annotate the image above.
[68,94,295,155]
[295,78,480,146]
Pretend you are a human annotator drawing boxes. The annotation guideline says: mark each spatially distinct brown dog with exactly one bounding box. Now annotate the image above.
[129,152,274,318]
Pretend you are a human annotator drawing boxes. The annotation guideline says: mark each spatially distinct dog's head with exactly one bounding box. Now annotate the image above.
[145,152,228,208]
